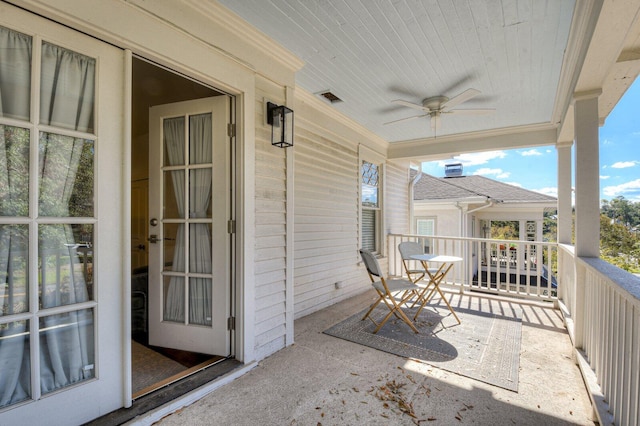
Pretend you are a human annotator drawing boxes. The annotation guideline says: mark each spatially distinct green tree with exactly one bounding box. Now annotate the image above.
[600,214,640,273]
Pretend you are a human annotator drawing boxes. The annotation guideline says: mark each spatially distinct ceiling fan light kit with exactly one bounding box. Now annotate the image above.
[386,88,494,132]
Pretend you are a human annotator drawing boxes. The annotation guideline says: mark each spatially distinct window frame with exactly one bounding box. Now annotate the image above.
[359,146,385,256]
[415,216,436,236]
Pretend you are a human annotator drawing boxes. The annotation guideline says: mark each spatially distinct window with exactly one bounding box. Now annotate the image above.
[361,160,380,252]
[415,217,435,253]
[416,218,435,236]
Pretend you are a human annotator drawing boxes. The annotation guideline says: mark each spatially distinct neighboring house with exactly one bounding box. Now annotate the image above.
[411,167,557,243]
[411,167,557,290]
[0,1,638,425]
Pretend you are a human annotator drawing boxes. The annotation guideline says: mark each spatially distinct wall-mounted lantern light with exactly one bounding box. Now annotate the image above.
[267,101,294,148]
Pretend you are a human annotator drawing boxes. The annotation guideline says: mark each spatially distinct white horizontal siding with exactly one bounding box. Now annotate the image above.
[293,115,371,319]
[385,162,410,256]
[253,78,288,360]
[253,82,407,356]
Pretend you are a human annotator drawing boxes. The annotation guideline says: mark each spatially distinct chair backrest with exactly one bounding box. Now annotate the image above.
[359,249,383,278]
[398,241,423,260]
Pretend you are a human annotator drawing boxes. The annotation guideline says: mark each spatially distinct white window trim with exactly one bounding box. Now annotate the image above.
[415,216,437,236]
[359,145,385,256]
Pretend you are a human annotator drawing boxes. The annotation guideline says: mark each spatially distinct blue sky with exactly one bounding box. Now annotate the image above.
[421,78,640,203]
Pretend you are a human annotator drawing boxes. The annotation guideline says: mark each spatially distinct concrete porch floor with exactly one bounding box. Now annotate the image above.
[154,290,594,425]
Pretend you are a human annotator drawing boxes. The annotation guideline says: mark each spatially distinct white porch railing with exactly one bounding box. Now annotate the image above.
[387,234,640,426]
[564,247,640,426]
[388,234,558,301]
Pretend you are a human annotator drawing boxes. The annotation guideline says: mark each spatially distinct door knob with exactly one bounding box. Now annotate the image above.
[147,235,161,244]
[137,244,145,250]
[150,218,158,226]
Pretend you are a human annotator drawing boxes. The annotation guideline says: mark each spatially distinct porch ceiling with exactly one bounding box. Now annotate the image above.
[218,0,640,159]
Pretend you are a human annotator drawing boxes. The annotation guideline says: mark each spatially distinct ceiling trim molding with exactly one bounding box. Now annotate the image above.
[182,0,305,73]
[388,123,558,161]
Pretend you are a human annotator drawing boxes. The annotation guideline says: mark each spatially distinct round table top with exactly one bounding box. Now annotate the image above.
[410,254,463,263]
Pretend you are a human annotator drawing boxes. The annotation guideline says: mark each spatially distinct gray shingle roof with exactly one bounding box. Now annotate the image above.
[412,171,556,203]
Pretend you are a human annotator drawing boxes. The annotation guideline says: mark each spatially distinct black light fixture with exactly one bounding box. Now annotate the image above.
[267,101,294,148]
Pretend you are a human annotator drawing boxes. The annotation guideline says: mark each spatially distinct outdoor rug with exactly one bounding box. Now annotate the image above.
[323,303,522,392]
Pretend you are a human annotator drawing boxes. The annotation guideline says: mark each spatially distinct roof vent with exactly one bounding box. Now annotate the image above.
[317,90,343,104]
[444,163,463,177]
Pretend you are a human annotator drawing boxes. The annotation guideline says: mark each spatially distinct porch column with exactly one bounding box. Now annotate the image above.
[573,90,601,257]
[572,89,601,349]
[556,141,573,245]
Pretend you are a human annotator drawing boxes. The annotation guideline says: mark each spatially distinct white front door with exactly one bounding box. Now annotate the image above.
[148,97,230,356]
[0,4,125,424]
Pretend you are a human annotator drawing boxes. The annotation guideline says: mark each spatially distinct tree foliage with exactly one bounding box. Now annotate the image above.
[599,197,640,272]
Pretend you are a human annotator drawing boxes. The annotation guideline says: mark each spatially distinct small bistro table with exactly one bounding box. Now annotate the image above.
[409,254,462,324]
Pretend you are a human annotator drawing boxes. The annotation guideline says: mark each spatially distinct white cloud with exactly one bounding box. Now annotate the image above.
[473,168,511,179]
[600,175,610,180]
[504,181,523,188]
[521,149,542,156]
[532,187,558,197]
[611,161,638,169]
[438,151,507,167]
[602,138,614,145]
[603,178,640,198]
[473,167,499,175]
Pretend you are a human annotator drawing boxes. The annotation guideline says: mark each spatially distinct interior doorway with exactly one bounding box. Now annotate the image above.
[130,57,234,398]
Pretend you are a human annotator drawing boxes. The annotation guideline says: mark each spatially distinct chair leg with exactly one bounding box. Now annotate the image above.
[372,293,419,334]
[362,293,384,321]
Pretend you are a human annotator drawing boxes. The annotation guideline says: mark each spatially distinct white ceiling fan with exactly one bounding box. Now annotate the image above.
[385,88,494,131]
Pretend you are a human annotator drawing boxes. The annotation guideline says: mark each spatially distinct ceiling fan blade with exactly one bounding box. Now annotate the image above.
[383,114,428,125]
[441,88,481,110]
[391,99,428,112]
[446,108,495,115]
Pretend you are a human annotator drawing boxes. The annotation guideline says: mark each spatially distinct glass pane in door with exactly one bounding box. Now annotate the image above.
[0,224,29,316]
[0,319,31,408]
[0,125,30,217]
[39,224,93,308]
[40,42,95,133]
[163,275,184,323]
[0,26,32,122]
[39,309,94,395]
[38,133,94,218]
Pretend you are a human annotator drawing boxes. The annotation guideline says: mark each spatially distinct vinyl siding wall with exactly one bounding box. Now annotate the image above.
[292,95,410,319]
[293,116,364,319]
[253,77,288,359]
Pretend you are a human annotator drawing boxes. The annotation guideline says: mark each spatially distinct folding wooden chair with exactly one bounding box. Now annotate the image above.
[398,241,439,307]
[398,241,427,283]
[359,249,420,334]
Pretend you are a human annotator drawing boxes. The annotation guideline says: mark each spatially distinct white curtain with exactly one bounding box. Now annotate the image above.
[189,114,212,326]
[38,42,95,395]
[163,118,186,322]
[0,33,96,407]
[0,25,31,120]
[0,25,33,408]
[163,114,213,325]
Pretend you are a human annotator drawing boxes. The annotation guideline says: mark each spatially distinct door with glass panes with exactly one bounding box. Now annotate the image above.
[148,97,230,356]
[0,5,124,422]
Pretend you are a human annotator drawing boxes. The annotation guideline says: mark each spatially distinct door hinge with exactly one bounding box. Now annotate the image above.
[227,220,236,234]
[227,316,236,331]
[227,123,236,137]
